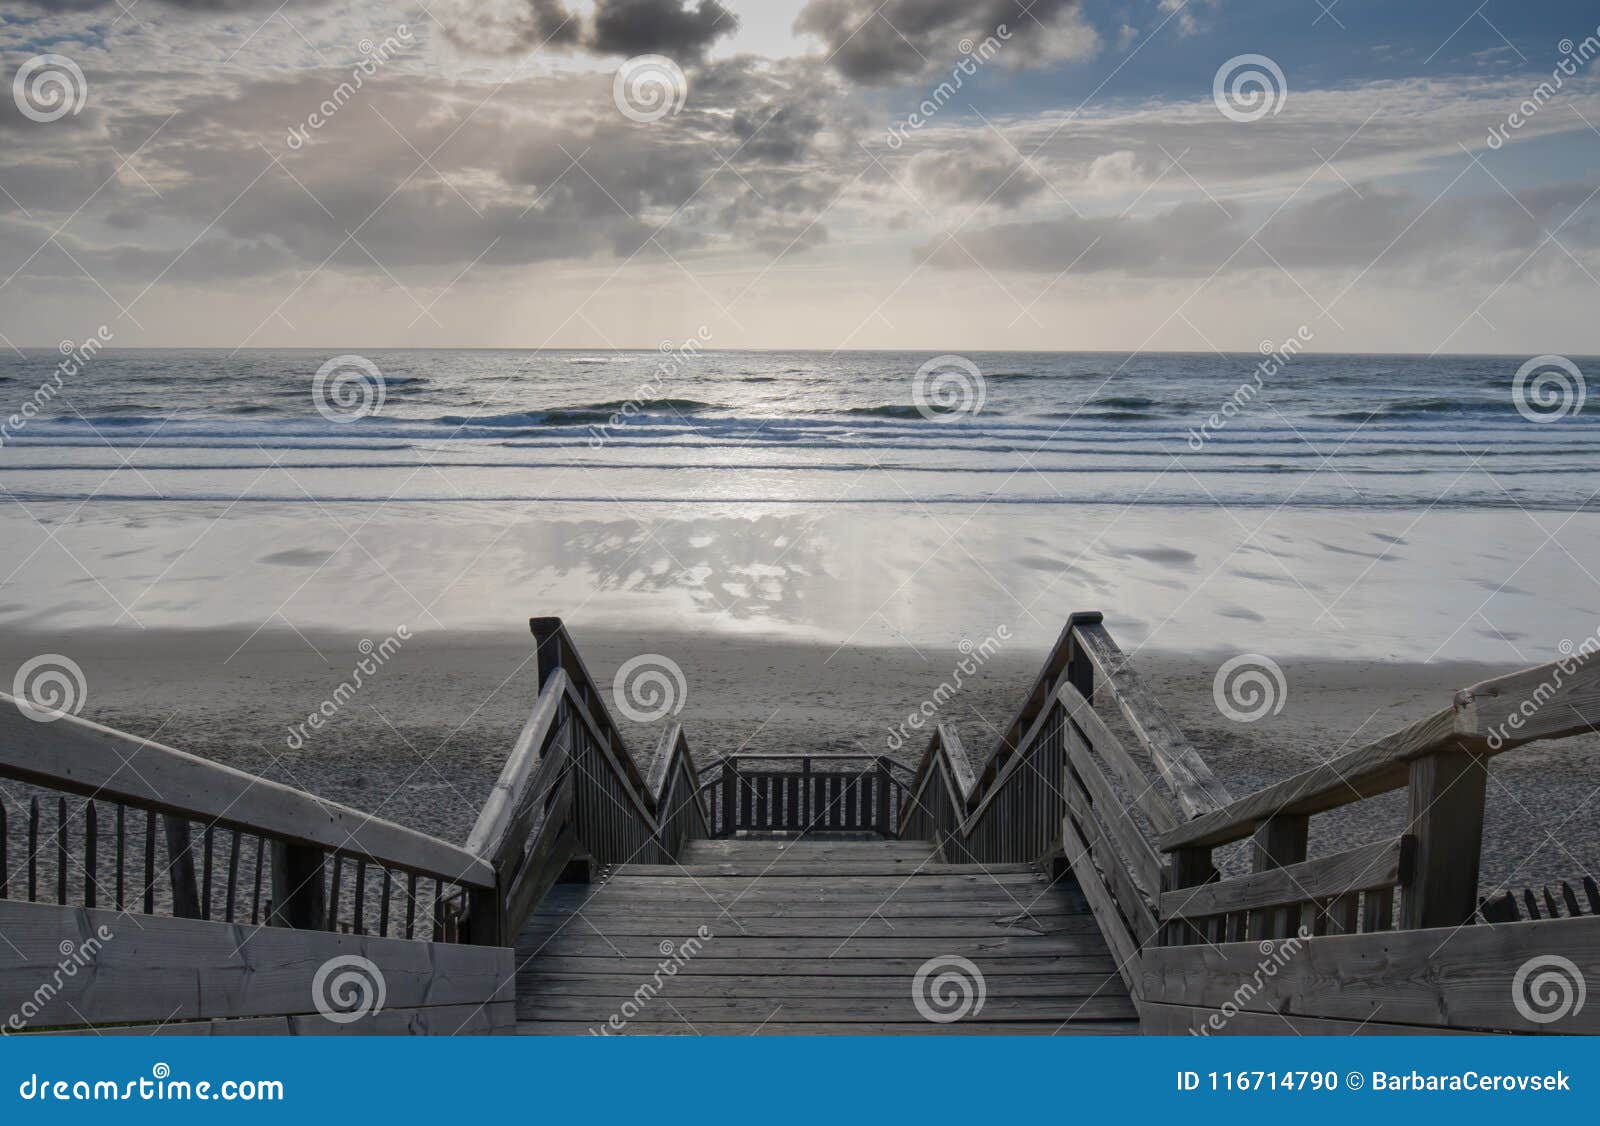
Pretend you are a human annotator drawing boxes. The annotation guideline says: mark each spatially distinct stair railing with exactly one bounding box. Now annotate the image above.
[463,617,710,945]
[0,693,494,942]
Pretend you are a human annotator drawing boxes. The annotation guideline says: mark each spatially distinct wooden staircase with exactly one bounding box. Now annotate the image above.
[514,837,1137,1034]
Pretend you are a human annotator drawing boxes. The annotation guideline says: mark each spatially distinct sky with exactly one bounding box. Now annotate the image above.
[3,0,1600,352]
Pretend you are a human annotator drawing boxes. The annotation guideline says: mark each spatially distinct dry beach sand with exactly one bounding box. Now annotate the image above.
[3,624,1596,902]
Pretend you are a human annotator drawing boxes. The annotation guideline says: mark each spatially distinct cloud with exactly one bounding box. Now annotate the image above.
[436,0,738,59]
[794,0,1098,84]
[915,180,1600,280]
[907,139,1044,208]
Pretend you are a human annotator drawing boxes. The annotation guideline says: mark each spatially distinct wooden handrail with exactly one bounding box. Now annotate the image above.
[465,620,711,943]
[1159,653,1600,853]
[0,692,492,889]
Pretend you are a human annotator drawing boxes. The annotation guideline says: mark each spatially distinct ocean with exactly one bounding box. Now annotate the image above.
[1,348,1596,659]
[0,348,1595,509]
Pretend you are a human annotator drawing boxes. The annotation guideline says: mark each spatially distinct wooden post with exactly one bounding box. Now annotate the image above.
[1164,846,1217,946]
[463,885,503,946]
[1400,749,1489,930]
[1065,627,1096,702]
[269,841,326,929]
[875,758,891,836]
[721,759,739,837]
[165,817,202,919]
[800,757,811,831]
[529,618,566,689]
[1247,813,1308,940]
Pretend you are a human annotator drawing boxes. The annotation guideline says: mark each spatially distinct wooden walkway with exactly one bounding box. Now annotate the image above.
[7,613,1600,1035]
[514,837,1137,1035]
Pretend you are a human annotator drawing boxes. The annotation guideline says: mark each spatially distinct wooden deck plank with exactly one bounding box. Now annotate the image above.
[517,934,1122,958]
[518,994,1137,1021]
[518,1020,1142,1036]
[516,838,1133,1032]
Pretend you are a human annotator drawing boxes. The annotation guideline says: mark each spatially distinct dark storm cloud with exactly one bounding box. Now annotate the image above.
[16,0,736,58]
[793,0,1095,84]
[438,0,738,59]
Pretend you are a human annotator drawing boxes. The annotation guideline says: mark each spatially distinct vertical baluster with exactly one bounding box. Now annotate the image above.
[0,800,7,899]
[165,818,202,919]
[84,801,98,908]
[114,805,126,912]
[56,797,68,905]
[143,810,156,914]
[353,861,367,936]
[406,873,418,939]
[251,836,265,924]
[379,869,392,937]
[326,854,344,932]
[225,829,241,922]
[431,878,444,941]
[200,825,214,920]
[28,797,39,902]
